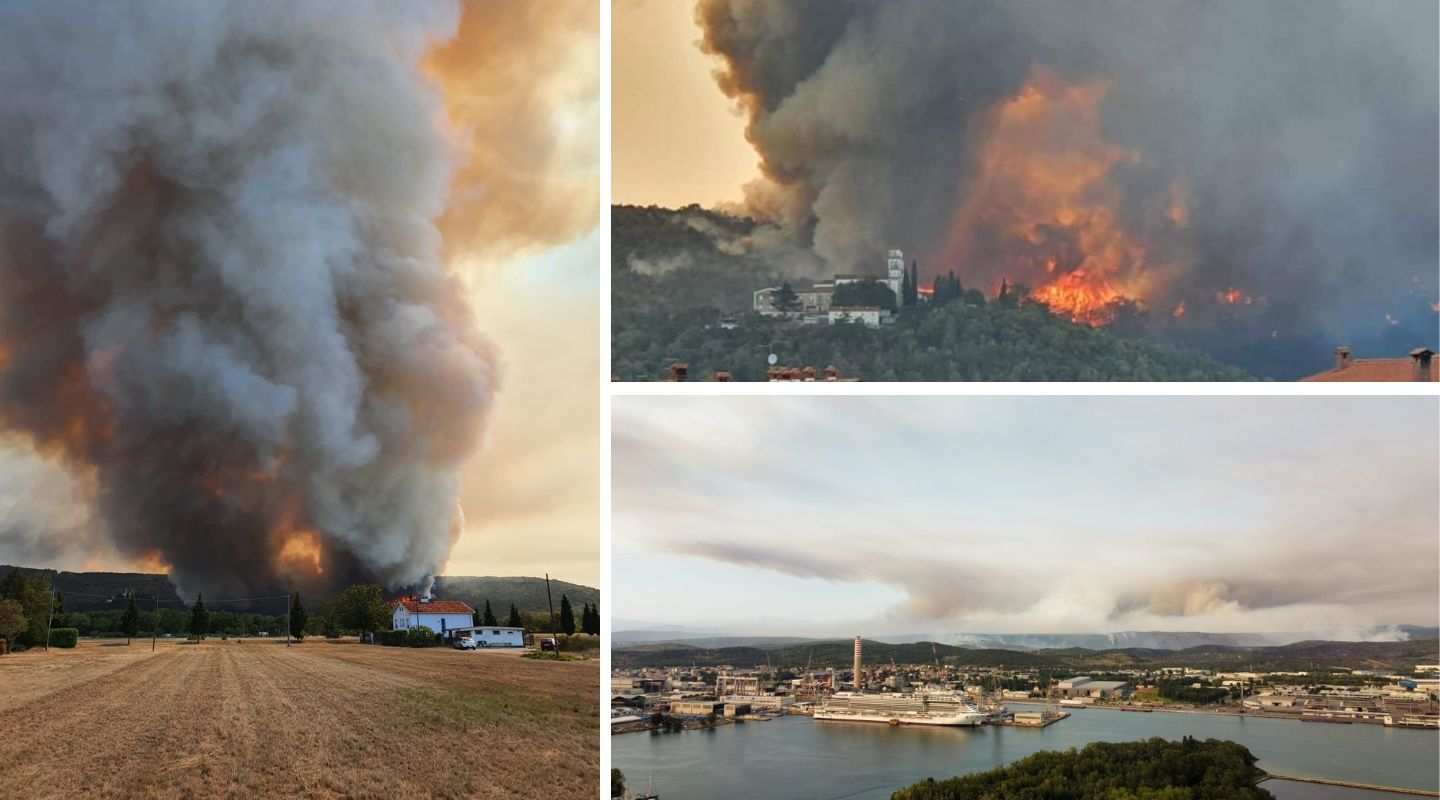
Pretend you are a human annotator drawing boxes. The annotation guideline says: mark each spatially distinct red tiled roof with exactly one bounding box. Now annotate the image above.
[391,599,474,615]
[1299,358,1436,382]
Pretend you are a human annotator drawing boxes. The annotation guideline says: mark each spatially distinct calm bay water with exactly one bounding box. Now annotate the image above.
[612,706,1440,800]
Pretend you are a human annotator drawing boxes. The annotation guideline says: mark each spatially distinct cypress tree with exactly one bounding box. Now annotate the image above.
[559,594,575,635]
[188,593,210,640]
[121,597,140,644]
[507,603,522,628]
[482,600,497,626]
[289,592,308,641]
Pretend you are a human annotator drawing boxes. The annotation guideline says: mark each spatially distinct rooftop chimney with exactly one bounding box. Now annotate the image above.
[853,635,863,691]
[1410,348,1434,382]
[1334,346,1351,371]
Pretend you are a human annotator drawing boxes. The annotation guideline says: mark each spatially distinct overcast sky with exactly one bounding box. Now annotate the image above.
[613,396,1438,637]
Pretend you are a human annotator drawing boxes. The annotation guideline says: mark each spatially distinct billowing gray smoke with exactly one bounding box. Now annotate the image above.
[0,1,496,599]
[697,0,1438,375]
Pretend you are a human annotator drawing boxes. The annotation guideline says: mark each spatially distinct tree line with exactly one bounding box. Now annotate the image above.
[1,567,600,652]
[891,737,1273,799]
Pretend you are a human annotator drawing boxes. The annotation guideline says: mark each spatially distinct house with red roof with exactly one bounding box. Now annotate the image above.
[391,598,475,640]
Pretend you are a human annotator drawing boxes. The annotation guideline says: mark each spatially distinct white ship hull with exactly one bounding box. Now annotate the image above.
[814,689,989,727]
[813,709,987,727]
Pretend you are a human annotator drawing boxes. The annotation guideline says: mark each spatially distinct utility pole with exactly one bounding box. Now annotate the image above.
[544,573,557,644]
[285,592,292,646]
[44,588,54,652]
[152,593,158,652]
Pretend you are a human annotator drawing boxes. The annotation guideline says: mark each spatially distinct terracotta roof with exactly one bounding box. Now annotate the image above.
[1300,358,1436,382]
[392,599,474,615]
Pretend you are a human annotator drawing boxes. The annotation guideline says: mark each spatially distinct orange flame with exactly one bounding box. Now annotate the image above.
[277,526,324,577]
[1031,269,1123,326]
[942,67,1187,326]
[1217,288,1253,305]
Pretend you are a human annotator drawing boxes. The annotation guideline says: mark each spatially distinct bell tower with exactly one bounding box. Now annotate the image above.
[886,249,904,305]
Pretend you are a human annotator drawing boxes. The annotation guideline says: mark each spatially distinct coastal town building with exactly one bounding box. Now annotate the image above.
[1054,677,1132,699]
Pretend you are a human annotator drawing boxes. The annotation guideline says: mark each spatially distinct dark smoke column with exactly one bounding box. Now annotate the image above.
[0,1,495,599]
[696,0,1438,375]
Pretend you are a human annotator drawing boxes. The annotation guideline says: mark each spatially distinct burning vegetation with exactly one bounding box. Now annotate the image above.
[695,0,1438,374]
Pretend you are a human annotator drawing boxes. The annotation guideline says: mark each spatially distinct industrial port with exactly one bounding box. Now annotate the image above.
[611,635,1440,736]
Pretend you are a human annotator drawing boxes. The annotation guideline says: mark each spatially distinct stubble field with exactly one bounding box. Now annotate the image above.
[0,638,598,799]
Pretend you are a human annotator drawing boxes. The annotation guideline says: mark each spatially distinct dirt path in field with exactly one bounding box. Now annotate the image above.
[0,641,598,799]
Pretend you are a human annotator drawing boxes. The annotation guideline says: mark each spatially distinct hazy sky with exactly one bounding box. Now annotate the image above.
[613,396,1439,636]
[451,232,598,586]
[613,0,754,207]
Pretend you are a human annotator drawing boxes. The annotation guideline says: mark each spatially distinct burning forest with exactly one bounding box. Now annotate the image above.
[0,2,595,599]
[694,0,1439,376]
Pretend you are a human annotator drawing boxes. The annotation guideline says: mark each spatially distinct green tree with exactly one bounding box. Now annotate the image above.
[774,281,799,312]
[507,603,522,628]
[120,597,140,644]
[559,594,575,635]
[52,591,69,628]
[833,280,897,311]
[289,593,308,642]
[482,600,497,626]
[188,594,210,639]
[333,584,390,641]
[0,598,25,654]
[1,568,51,648]
[406,625,437,648]
[611,767,626,799]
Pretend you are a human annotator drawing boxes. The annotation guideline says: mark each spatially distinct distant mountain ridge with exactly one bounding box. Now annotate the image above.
[1,565,598,616]
[614,636,1440,673]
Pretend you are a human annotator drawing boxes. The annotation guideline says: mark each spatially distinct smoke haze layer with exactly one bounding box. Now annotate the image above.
[696,0,1439,374]
[0,1,496,599]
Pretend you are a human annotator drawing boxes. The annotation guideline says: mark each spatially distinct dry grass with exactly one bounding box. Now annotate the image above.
[0,639,597,799]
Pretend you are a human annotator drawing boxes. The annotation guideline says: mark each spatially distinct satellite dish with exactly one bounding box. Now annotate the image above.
[767,353,778,366]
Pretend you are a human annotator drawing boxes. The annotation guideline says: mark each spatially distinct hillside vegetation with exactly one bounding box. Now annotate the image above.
[431,576,598,618]
[892,737,1271,800]
[2,565,596,617]
[612,205,1254,382]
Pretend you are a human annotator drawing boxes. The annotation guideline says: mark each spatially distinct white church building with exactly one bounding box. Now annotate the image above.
[753,248,906,328]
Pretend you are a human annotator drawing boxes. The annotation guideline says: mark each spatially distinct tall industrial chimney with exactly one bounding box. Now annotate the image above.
[853,635,863,691]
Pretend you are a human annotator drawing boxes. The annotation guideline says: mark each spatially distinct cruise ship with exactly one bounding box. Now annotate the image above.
[814,687,988,727]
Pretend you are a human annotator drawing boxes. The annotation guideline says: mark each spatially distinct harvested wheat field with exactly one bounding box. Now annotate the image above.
[0,639,598,799]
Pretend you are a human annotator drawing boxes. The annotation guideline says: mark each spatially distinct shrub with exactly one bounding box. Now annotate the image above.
[380,629,407,647]
[405,626,437,648]
[49,628,79,648]
[523,651,580,661]
[559,633,600,653]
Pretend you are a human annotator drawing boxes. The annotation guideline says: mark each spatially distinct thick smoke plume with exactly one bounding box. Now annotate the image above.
[0,1,523,599]
[697,0,1438,374]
